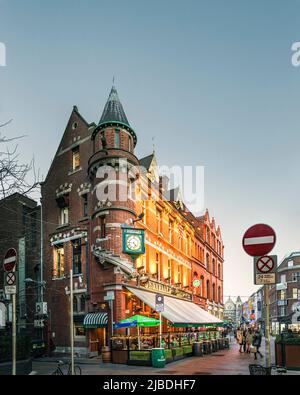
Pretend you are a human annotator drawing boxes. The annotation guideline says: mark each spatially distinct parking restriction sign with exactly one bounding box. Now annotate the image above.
[254,255,277,285]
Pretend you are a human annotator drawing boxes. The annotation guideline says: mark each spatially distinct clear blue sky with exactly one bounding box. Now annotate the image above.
[1,0,300,298]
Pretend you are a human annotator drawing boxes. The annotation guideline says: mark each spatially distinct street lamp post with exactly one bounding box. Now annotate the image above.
[70,269,74,376]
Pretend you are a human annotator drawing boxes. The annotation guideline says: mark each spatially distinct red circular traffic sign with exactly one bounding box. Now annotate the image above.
[3,248,17,272]
[242,224,276,257]
[256,255,275,273]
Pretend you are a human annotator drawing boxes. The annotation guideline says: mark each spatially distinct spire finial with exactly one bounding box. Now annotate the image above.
[112,75,115,86]
[152,136,155,154]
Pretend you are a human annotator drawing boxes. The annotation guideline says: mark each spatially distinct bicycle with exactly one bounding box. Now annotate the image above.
[51,360,82,375]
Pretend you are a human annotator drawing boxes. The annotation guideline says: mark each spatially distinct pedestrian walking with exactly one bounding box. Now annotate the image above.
[236,327,243,353]
[242,328,247,353]
[246,329,253,354]
[252,329,263,360]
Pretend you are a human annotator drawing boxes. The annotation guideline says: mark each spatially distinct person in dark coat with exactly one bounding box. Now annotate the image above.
[252,329,263,360]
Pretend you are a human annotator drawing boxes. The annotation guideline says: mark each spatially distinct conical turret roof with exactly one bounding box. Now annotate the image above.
[99,85,130,126]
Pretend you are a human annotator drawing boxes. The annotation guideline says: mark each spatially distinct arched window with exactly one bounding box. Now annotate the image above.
[212,283,216,301]
[201,276,205,297]
[218,286,221,303]
[218,264,221,279]
[206,280,210,300]
[206,254,210,270]
[212,259,216,275]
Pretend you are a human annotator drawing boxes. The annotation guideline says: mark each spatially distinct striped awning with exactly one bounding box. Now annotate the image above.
[126,287,223,326]
[83,313,108,328]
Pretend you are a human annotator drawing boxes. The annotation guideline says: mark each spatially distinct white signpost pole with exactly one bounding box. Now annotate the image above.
[159,312,162,348]
[12,292,16,375]
[264,284,271,374]
[242,224,277,376]
[70,269,74,375]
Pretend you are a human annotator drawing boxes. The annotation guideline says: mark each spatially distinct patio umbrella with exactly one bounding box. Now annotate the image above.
[114,315,161,349]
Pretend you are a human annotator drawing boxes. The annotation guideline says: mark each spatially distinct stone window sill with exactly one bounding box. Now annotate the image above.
[68,167,82,176]
[52,276,65,281]
[56,223,70,229]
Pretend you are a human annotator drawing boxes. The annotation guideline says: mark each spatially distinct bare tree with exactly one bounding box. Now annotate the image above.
[0,120,40,199]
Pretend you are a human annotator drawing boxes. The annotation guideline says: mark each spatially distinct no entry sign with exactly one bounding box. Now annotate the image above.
[242,224,276,257]
[3,248,17,272]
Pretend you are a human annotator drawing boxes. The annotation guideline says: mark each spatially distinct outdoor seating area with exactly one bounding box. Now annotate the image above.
[111,327,230,367]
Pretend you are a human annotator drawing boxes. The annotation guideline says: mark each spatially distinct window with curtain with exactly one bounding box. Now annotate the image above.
[72,239,82,275]
[82,194,88,217]
[206,280,210,300]
[60,206,69,225]
[72,146,80,170]
[53,245,65,278]
[168,219,173,243]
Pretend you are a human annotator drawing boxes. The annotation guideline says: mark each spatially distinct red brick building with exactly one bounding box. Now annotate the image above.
[41,86,224,356]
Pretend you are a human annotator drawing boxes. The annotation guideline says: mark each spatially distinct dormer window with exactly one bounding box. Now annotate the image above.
[72,146,80,170]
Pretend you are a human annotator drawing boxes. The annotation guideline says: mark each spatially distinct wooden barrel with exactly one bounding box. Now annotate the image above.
[102,346,111,363]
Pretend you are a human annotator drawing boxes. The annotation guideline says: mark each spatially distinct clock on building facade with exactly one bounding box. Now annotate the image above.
[122,227,145,255]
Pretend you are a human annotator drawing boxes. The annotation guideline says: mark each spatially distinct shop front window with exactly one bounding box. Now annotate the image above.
[74,324,86,338]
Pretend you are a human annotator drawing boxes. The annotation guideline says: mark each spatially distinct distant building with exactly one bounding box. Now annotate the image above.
[0,193,41,340]
[235,296,243,325]
[224,296,236,324]
[270,252,300,333]
[224,295,243,327]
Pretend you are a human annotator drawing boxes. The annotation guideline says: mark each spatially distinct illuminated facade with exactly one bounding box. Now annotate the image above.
[42,86,225,356]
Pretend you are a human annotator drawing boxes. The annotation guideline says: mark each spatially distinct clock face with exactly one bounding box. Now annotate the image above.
[126,235,141,251]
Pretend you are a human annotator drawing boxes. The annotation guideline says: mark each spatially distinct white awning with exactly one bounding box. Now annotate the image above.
[126,286,223,326]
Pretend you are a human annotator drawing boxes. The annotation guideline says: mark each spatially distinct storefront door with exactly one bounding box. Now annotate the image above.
[89,327,107,354]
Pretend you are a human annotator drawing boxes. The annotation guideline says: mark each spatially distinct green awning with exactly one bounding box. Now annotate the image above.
[83,313,108,328]
[117,314,160,328]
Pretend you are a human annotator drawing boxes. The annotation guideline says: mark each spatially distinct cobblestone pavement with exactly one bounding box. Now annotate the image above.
[32,338,299,375]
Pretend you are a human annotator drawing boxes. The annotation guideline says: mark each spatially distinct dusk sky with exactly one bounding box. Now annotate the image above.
[1,0,300,299]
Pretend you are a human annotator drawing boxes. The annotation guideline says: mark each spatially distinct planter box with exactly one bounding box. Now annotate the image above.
[182,345,193,356]
[275,342,300,370]
[164,349,173,363]
[285,344,300,370]
[111,350,128,364]
[127,350,152,366]
[172,347,186,361]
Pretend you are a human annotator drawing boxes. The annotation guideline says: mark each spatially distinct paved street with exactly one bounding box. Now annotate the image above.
[32,338,299,376]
